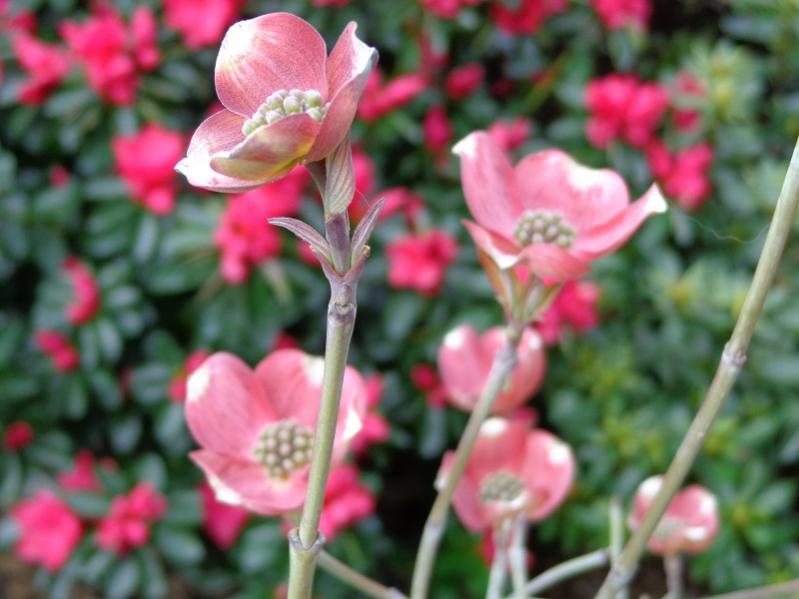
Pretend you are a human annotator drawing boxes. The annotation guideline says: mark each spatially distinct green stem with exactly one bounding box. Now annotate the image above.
[487,522,512,599]
[609,498,628,599]
[501,549,609,599]
[595,137,799,599]
[509,517,529,599]
[409,321,524,599]
[664,554,683,599]
[317,551,407,599]
[700,579,799,599]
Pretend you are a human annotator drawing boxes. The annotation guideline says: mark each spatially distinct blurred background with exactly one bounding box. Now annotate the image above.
[2,0,799,597]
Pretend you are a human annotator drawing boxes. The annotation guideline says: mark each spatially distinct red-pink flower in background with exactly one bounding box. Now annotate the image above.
[96,483,167,554]
[60,5,159,105]
[113,124,185,215]
[313,0,351,5]
[163,0,243,49]
[214,165,308,283]
[672,72,705,133]
[538,281,600,344]
[59,450,111,492]
[445,63,484,99]
[440,417,575,531]
[386,229,458,296]
[438,326,546,414]
[423,106,453,155]
[345,145,377,220]
[11,491,82,572]
[487,118,532,152]
[11,33,70,104]
[630,475,720,556]
[199,481,250,549]
[646,141,714,211]
[420,0,480,19]
[35,330,79,372]
[411,364,449,408]
[351,375,390,454]
[319,464,376,540]
[169,350,213,403]
[4,421,34,451]
[454,131,666,282]
[591,0,651,30]
[358,69,428,123]
[185,350,366,515]
[177,13,377,192]
[62,257,101,325]
[490,0,567,36]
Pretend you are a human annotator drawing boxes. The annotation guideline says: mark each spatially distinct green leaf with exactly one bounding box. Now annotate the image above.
[109,414,142,454]
[104,558,140,599]
[65,493,111,519]
[154,525,205,567]
[163,489,202,527]
[88,370,124,411]
[133,454,167,490]
[138,548,168,599]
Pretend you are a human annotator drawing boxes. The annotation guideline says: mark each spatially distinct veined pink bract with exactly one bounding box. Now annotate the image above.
[176,12,377,192]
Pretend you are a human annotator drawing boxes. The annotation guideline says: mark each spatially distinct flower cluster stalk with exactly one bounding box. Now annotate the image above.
[317,551,407,599]
[500,549,609,599]
[410,320,525,599]
[595,136,799,599]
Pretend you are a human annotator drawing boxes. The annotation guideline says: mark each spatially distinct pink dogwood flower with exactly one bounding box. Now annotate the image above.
[591,0,652,30]
[185,350,366,515]
[199,481,250,549]
[438,326,546,414]
[454,131,665,283]
[62,257,101,325]
[4,421,34,451]
[439,417,575,531]
[177,13,377,192]
[537,280,601,344]
[163,0,243,49]
[11,491,82,572]
[35,330,79,372]
[629,475,720,556]
[319,463,376,540]
[386,229,458,296]
[96,483,167,554]
[113,124,185,215]
[169,350,213,403]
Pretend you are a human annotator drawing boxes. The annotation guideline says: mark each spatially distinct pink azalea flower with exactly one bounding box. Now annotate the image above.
[350,186,424,225]
[454,131,666,282]
[60,5,159,105]
[487,118,533,152]
[411,364,449,408]
[423,106,453,155]
[537,280,601,344]
[439,417,575,531]
[445,63,484,100]
[11,491,82,572]
[358,69,428,123]
[35,330,79,372]
[59,450,104,492]
[386,229,458,296]
[49,165,70,187]
[199,481,250,549]
[4,421,34,451]
[420,0,481,19]
[319,463,376,540]
[272,331,300,351]
[112,124,185,215]
[646,141,714,211]
[169,350,213,403]
[62,257,101,325]
[177,13,377,192]
[438,326,546,414]
[489,0,567,36]
[163,0,243,49]
[351,375,390,454]
[11,32,70,105]
[313,0,351,6]
[591,0,652,30]
[672,72,705,133]
[185,350,367,515]
[630,475,720,556]
[96,483,167,554]
[346,145,377,221]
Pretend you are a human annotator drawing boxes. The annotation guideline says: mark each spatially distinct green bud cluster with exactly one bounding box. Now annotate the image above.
[253,419,314,479]
[514,210,576,248]
[479,471,525,504]
[241,89,328,136]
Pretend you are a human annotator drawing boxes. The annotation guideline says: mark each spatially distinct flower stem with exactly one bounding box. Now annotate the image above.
[595,137,799,599]
[487,523,511,599]
[317,551,407,599]
[501,549,609,599]
[409,321,524,599]
[664,554,683,599]
[509,517,529,599]
[700,579,799,599]
[609,498,628,599]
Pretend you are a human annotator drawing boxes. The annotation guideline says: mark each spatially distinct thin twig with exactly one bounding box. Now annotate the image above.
[487,522,512,599]
[594,137,799,599]
[317,551,406,599]
[663,554,683,599]
[510,517,530,599]
[700,579,799,599]
[502,549,609,599]
[609,497,628,599]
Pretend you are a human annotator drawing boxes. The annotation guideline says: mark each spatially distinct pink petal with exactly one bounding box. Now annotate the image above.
[306,22,377,162]
[185,353,275,460]
[468,417,528,482]
[629,475,662,528]
[666,485,719,555]
[437,325,493,411]
[440,452,487,532]
[495,327,547,413]
[177,110,270,192]
[514,149,631,231]
[519,244,590,282]
[453,132,521,238]
[215,13,328,117]
[572,184,667,260]
[210,113,320,182]
[522,430,575,521]
[463,220,524,270]
[191,450,306,515]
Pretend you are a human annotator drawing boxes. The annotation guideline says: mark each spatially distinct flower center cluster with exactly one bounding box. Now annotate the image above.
[242,89,329,136]
[479,471,525,504]
[514,211,575,248]
[253,420,314,479]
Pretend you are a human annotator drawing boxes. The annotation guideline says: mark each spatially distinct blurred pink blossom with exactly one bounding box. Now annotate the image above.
[169,350,213,403]
[319,464,376,540]
[11,32,70,105]
[591,0,651,30]
[164,0,243,49]
[646,141,714,211]
[199,481,250,549]
[487,118,532,151]
[59,450,104,492]
[62,257,101,325]
[11,491,82,572]
[351,375,391,454]
[445,63,484,99]
[423,106,453,154]
[420,0,480,19]
[490,0,567,36]
[411,364,449,408]
[35,330,79,372]
[97,483,168,554]
[537,280,601,344]
[4,421,34,451]
[386,229,458,296]
[358,69,428,122]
